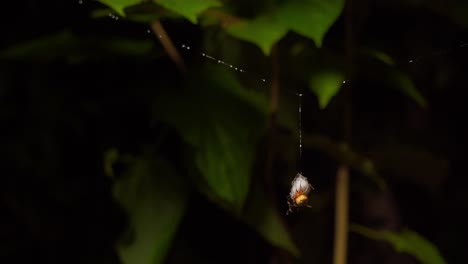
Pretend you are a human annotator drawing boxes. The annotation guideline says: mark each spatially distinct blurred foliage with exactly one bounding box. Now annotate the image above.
[98,0,142,16]
[0,30,160,63]
[153,66,268,212]
[225,0,345,54]
[113,156,187,264]
[351,224,447,264]
[2,0,468,263]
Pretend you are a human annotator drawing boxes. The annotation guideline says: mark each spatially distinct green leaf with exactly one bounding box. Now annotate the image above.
[243,179,300,257]
[225,15,288,55]
[277,0,345,47]
[153,66,268,212]
[113,157,187,264]
[98,0,142,16]
[224,0,345,54]
[309,68,346,109]
[154,0,222,24]
[351,224,447,264]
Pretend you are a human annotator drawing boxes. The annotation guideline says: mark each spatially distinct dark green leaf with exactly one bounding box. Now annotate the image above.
[351,224,447,264]
[153,66,268,212]
[113,157,187,264]
[154,0,222,24]
[277,0,345,47]
[225,0,345,54]
[98,0,142,16]
[225,15,288,55]
[309,68,346,109]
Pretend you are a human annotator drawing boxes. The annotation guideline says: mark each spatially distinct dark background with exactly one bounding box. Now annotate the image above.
[1,0,468,263]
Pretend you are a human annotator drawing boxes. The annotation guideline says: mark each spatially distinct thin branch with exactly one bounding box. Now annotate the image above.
[264,44,292,264]
[150,20,187,74]
[264,44,280,202]
[333,165,350,264]
[333,0,354,263]
[270,45,280,116]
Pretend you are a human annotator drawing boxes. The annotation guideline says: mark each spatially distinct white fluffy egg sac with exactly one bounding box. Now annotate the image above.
[290,173,312,198]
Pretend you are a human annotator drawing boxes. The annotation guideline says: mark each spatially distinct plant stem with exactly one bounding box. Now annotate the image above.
[150,21,187,74]
[265,45,292,264]
[333,165,350,264]
[333,0,354,263]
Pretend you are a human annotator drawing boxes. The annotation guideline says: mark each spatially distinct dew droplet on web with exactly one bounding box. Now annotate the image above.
[409,59,414,63]
[181,44,185,48]
[234,67,238,70]
[217,60,221,63]
[201,53,205,56]
[147,29,151,34]
[186,46,190,50]
[78,0,83,4]
[261,78,266,82]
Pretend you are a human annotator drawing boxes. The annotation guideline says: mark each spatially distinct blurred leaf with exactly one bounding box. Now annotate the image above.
[303,134,386,189]
[225,15,288,55]
[0,31,158,63]
[360,51,427,108]
[388,68,428,107]
[153,66,268,212]
[277,0,345,47]
[0,31,73,61]
[242,179,300,257]
[98,0,142,16]
[113,156,187,264]
[309,68,346,109]
[225,0,344,54]
[153,0,222,24]
[104,148,119,178]
[362,48,396,66]
[351,224,447,264]
[427,0,468,28]
[367,143,448,193]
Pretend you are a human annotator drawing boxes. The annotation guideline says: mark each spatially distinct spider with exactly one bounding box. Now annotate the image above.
[286,173,314,215]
